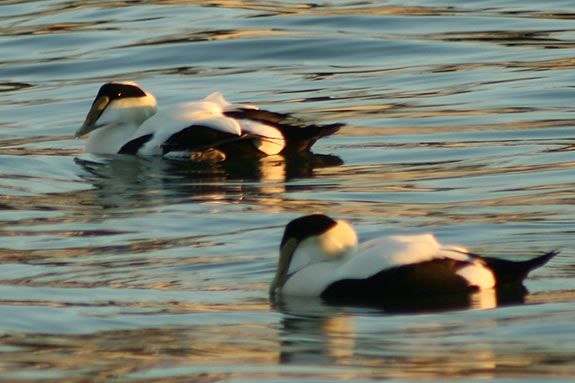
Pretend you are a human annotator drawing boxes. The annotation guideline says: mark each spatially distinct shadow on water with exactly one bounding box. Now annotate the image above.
[273,294,504,377]
[73,152,343,207]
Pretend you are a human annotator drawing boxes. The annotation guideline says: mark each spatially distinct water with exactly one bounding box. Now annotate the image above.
[1,0,575,381]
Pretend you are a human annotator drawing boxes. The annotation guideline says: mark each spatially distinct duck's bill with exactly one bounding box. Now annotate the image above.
[75,96,110,138]
[270,238,298,296]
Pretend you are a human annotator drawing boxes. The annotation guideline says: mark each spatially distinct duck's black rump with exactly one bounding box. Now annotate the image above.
[225,108,343,153]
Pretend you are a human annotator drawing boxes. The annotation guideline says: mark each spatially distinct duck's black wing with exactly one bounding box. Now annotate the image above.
[159,125,247,154]
[160,125,273,161]
[117,126,248,157]
[321,258,477,305]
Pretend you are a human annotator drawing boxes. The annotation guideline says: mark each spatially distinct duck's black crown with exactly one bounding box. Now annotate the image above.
[95,82,147,102]
[280,214,337,248]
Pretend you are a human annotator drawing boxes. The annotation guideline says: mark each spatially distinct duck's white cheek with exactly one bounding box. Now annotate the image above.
[318,222,358,258]
[287,238,321,276]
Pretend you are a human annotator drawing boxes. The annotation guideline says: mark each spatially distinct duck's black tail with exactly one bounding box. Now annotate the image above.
[482,250,559,288]
[225,108,343,153]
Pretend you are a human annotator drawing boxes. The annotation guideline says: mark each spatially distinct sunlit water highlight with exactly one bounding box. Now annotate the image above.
[1,0,575,381]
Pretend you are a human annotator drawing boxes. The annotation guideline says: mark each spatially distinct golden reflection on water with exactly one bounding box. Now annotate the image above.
[19,0,459,18]
[4,304,572,382]
[275,304,575,380]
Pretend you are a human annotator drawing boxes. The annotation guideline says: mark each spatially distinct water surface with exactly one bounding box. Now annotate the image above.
[1,0,575,381]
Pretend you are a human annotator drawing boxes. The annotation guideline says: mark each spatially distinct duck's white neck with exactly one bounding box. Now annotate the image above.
[85,122,142,154]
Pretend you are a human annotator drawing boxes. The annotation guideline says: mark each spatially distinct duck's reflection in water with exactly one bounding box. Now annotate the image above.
[274,298,358,366]
[73,153,342,209]
[273,290,532,379]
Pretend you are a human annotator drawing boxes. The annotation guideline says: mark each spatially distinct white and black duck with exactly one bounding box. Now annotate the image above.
[270,214,557,305]
[76,82,342,161]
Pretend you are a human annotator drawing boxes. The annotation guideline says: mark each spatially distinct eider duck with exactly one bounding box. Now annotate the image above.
[75,82,342,161]
[270,214,557,305]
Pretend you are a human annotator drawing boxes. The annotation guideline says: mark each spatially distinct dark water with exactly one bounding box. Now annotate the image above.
[1,1,575,381]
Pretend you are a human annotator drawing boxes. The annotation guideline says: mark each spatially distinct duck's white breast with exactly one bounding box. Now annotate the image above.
[86,122,140,154]
[281,261,341,297]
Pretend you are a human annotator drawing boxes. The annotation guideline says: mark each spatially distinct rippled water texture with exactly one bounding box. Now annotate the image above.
[1,1,575,381]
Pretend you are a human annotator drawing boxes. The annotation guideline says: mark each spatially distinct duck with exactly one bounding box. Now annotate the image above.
[270,214,558,305]
[75,82,343,161]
